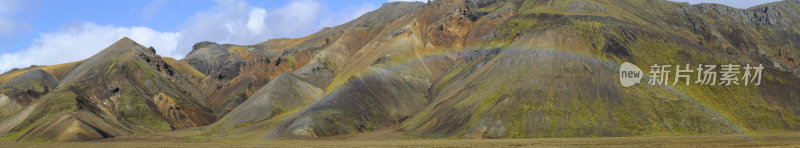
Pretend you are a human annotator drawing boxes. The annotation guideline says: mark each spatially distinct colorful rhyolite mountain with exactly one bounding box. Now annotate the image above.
[2,0,800,142]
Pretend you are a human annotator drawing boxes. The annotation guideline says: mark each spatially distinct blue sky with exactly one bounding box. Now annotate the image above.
[0,0,783,72]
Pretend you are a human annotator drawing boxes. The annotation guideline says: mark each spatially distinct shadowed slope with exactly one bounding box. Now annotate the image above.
[0,38,215,141]
[207,0,800,140]
[218,74,322,128]
[0,69,58,120]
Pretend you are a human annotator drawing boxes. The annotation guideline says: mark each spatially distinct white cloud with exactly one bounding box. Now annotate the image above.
[0,0,380,73]
[246,8,266,33]
[0,23,181,72]
[175,0,324,57]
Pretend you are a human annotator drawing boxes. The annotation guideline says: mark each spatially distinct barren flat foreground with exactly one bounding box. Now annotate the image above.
[2,133,800,147]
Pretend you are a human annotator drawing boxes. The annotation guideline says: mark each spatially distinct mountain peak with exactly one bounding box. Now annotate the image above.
[108,37,137,48]
[118,36,133,42]
[94,37,149,56]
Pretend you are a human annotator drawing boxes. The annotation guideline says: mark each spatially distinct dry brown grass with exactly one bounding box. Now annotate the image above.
[39,61,82,81]
[162,57,205,79]
[256,36,309,51]
[0,70,27,85]
[2,133,800,147]
[0,61,82,84]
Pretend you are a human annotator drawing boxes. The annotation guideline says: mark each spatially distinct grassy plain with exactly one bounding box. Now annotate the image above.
[2,130,799,147]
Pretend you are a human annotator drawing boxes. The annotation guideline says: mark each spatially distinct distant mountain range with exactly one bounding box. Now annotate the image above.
[1,0,800,142]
